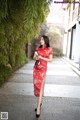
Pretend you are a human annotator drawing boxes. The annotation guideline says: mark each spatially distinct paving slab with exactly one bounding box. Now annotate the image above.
[0,58,80,120]
[0,95,80,120]
[0,83,80,98]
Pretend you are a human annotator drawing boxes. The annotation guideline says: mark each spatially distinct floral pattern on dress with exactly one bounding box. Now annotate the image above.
[33,46,53,97]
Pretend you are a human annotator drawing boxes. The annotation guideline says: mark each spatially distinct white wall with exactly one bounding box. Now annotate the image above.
[63,33,67,55]
[67,31,71,58]
[71,28,76,60]
[74,22,80,62]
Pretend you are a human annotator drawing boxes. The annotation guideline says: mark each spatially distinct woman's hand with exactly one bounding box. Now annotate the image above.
[33,54,53,62]
[38,55,53,62]
[33,54,41,60]
[38,55,42,59]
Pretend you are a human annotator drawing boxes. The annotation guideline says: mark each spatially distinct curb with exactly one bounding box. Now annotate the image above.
[61,57,80,77]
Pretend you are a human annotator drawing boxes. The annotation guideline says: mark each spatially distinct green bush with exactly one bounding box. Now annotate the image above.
[53,48,63,57]
[0,65,12,87]
[0,0,52,86]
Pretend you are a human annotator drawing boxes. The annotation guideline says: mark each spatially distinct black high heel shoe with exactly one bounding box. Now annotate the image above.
[36,113,40,118]
[35,103,42,112]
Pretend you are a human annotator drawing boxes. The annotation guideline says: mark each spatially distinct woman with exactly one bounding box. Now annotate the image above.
[33,35,53,118]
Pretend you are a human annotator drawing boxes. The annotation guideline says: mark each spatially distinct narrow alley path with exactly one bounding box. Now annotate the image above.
[0,58,80,120]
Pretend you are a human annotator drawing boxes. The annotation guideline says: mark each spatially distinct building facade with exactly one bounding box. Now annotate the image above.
[63,0,80,65]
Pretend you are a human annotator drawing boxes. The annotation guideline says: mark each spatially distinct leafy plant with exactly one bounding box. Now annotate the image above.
[0,0,52,86]
[53,48,63,57]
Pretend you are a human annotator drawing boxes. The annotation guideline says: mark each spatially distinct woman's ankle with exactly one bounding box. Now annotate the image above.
[36,109,40,114]
[37,105,41,114]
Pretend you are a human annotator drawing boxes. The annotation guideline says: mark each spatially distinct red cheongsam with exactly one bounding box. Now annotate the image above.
[33,46,53,97]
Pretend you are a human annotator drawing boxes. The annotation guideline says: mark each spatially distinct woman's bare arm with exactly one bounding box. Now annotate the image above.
[38,55,53,62]
[33,54,39,61]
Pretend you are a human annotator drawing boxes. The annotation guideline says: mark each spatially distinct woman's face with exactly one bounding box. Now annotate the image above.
[40,37,45,46]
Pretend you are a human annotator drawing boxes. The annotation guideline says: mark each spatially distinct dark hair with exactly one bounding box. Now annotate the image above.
[39,35,50,48]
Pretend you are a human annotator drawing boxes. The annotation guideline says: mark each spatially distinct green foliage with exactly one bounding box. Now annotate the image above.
[53,48,63,57]
[0,0,52,86]
[0,65,12,87]
[0,0,8,21]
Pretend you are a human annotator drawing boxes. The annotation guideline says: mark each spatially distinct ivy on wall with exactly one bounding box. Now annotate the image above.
[0,0,52,85]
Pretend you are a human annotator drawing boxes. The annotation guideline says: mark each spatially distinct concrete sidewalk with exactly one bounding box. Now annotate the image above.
[0,58,80,120]
[62,57,80,76]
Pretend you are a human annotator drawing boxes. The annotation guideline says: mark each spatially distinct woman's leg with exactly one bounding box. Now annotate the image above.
[36,79,45,114]
[42,78,45,97]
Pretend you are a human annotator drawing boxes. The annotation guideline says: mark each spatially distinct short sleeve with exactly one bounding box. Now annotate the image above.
[49,48,53,55]
[34,47,39,55]
[34,47,39,52]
